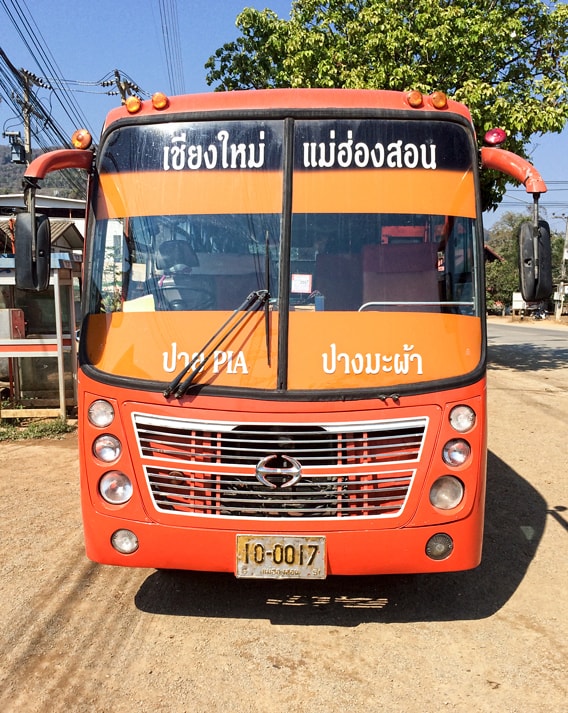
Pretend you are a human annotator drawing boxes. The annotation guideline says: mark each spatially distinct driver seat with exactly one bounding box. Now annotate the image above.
[155,240,215,310]
[156,240,199,274]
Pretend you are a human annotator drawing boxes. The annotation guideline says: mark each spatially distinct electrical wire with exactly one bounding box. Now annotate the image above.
[158,0,186,95]
[0,2,147,198]
[0,0,95,135]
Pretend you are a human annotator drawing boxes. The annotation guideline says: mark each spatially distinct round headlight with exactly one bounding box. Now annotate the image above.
[449,405,475,433]
[99,471,133,504]
[93,434,122,462]
[430,476,464,510]
[111,529,139,554]
[88,400,115,428]
[442,439,471,467]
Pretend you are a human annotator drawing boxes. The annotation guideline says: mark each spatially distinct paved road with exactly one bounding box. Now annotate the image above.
[487,319,568,376]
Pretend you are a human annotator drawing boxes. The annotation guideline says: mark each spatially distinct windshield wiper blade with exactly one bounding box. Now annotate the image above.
[163,289,269,399]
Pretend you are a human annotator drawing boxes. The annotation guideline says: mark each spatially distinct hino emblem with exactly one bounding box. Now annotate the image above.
[255,454,302,489]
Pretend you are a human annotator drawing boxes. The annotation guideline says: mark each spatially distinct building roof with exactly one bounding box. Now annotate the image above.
[484,244,504,262]
[0,218,83,252]
[0,193,85,212]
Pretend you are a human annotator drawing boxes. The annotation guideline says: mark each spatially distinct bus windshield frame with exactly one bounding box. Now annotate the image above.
[82,110,485,397]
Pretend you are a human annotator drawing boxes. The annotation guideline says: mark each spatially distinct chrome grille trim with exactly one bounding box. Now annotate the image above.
[132,413,427,520]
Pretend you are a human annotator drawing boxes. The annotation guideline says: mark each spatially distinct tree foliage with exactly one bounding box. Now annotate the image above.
[485,211,525,308]
[205,0,568,208]
[485,210,565,307]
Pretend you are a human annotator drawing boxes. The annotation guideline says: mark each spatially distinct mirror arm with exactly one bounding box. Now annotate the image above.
[23,175,40,229]
[23,175,40,209]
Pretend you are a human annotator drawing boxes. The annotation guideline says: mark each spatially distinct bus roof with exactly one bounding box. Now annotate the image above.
[103,88,473,129]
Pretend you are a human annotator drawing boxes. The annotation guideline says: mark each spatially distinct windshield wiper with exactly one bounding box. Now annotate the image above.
[163,289,269,399]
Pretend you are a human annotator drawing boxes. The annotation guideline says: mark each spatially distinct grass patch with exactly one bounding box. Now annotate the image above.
[0,418,76,442]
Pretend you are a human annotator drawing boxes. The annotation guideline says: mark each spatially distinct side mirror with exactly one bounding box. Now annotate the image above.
[14,213,52,291]
[518,220,552,302]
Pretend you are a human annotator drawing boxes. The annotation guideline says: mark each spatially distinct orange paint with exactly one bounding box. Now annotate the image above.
[86,311,481,389]
[96,168,474,219]
[293,170,476,217]
[97,171,283,219]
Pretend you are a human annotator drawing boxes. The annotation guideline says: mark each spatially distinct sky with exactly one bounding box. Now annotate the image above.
[1,0,567,232]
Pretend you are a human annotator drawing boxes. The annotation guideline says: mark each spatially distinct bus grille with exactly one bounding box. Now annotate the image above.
[133,415,427,519]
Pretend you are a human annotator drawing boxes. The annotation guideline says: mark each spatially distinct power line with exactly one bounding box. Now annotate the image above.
[158,0,186,95]
[0,0,95,136]
[1,1,149,137]
[0,49,86,196]
[0,0,149,197]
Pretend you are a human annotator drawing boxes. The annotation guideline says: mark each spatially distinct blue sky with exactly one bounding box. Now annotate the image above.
[1,0,566,230]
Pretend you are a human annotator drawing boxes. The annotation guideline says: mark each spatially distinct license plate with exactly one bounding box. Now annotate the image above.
[236,535,326,579]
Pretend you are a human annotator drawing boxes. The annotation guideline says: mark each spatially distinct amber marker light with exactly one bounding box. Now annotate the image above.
[152,92,169,110]
[431,91,448,109]
[125,95,142,113]
[484,127,507,146]
[71,129,92,150]
[406,90,424,108]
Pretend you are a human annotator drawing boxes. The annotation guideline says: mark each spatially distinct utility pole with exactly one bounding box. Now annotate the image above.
[22,72,32,165]
[19,69,52,165]
[0,48,51,166]
[112,70,141,102]
[553,215,568,322]
[0,50,35,164]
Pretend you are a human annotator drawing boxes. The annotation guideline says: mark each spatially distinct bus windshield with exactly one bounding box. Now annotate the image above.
[84,116,482,393]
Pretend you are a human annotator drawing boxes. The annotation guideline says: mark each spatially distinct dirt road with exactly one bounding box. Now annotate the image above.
[1,343,566,713]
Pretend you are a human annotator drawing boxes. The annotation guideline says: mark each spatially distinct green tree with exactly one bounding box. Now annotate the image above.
[205,0,568,208]
[486,210,528,262]
[485,211,526,309]
[485,210,565,308]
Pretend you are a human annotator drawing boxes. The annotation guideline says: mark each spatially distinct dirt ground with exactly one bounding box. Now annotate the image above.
[0,327,566,713]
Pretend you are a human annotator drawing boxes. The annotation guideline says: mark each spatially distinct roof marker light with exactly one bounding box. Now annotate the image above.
[484,128,507,146]
[431,91,448,109]
[152,92,169,110]
[125,95,142,114]
[71,129,92,150]
[407,90,424,108]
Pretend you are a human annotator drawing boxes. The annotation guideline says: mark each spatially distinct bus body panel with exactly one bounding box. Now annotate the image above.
[78,369,487,575]
[80,507,484,575]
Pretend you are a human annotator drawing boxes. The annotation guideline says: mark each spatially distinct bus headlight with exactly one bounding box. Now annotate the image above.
[449,405,475,433]
[93,434,122,462]
[442,439,471,467]
[99,471,133,504]
[430,476,464,510]
[88,400,115,428]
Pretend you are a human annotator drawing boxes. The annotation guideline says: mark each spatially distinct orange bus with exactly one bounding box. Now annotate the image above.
[15,89,552,578]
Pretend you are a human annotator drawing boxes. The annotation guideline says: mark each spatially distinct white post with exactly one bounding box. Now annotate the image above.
[554,217,568,322]
[53,269,67,421]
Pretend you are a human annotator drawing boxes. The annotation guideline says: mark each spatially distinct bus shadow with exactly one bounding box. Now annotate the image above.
[135,451,547,624]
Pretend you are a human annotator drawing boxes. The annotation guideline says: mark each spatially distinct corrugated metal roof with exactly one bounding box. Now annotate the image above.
[49,220,84,249]
[0,218,83,252]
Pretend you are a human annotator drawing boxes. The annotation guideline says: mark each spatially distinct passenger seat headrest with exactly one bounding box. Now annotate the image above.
[156,240,199,272]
